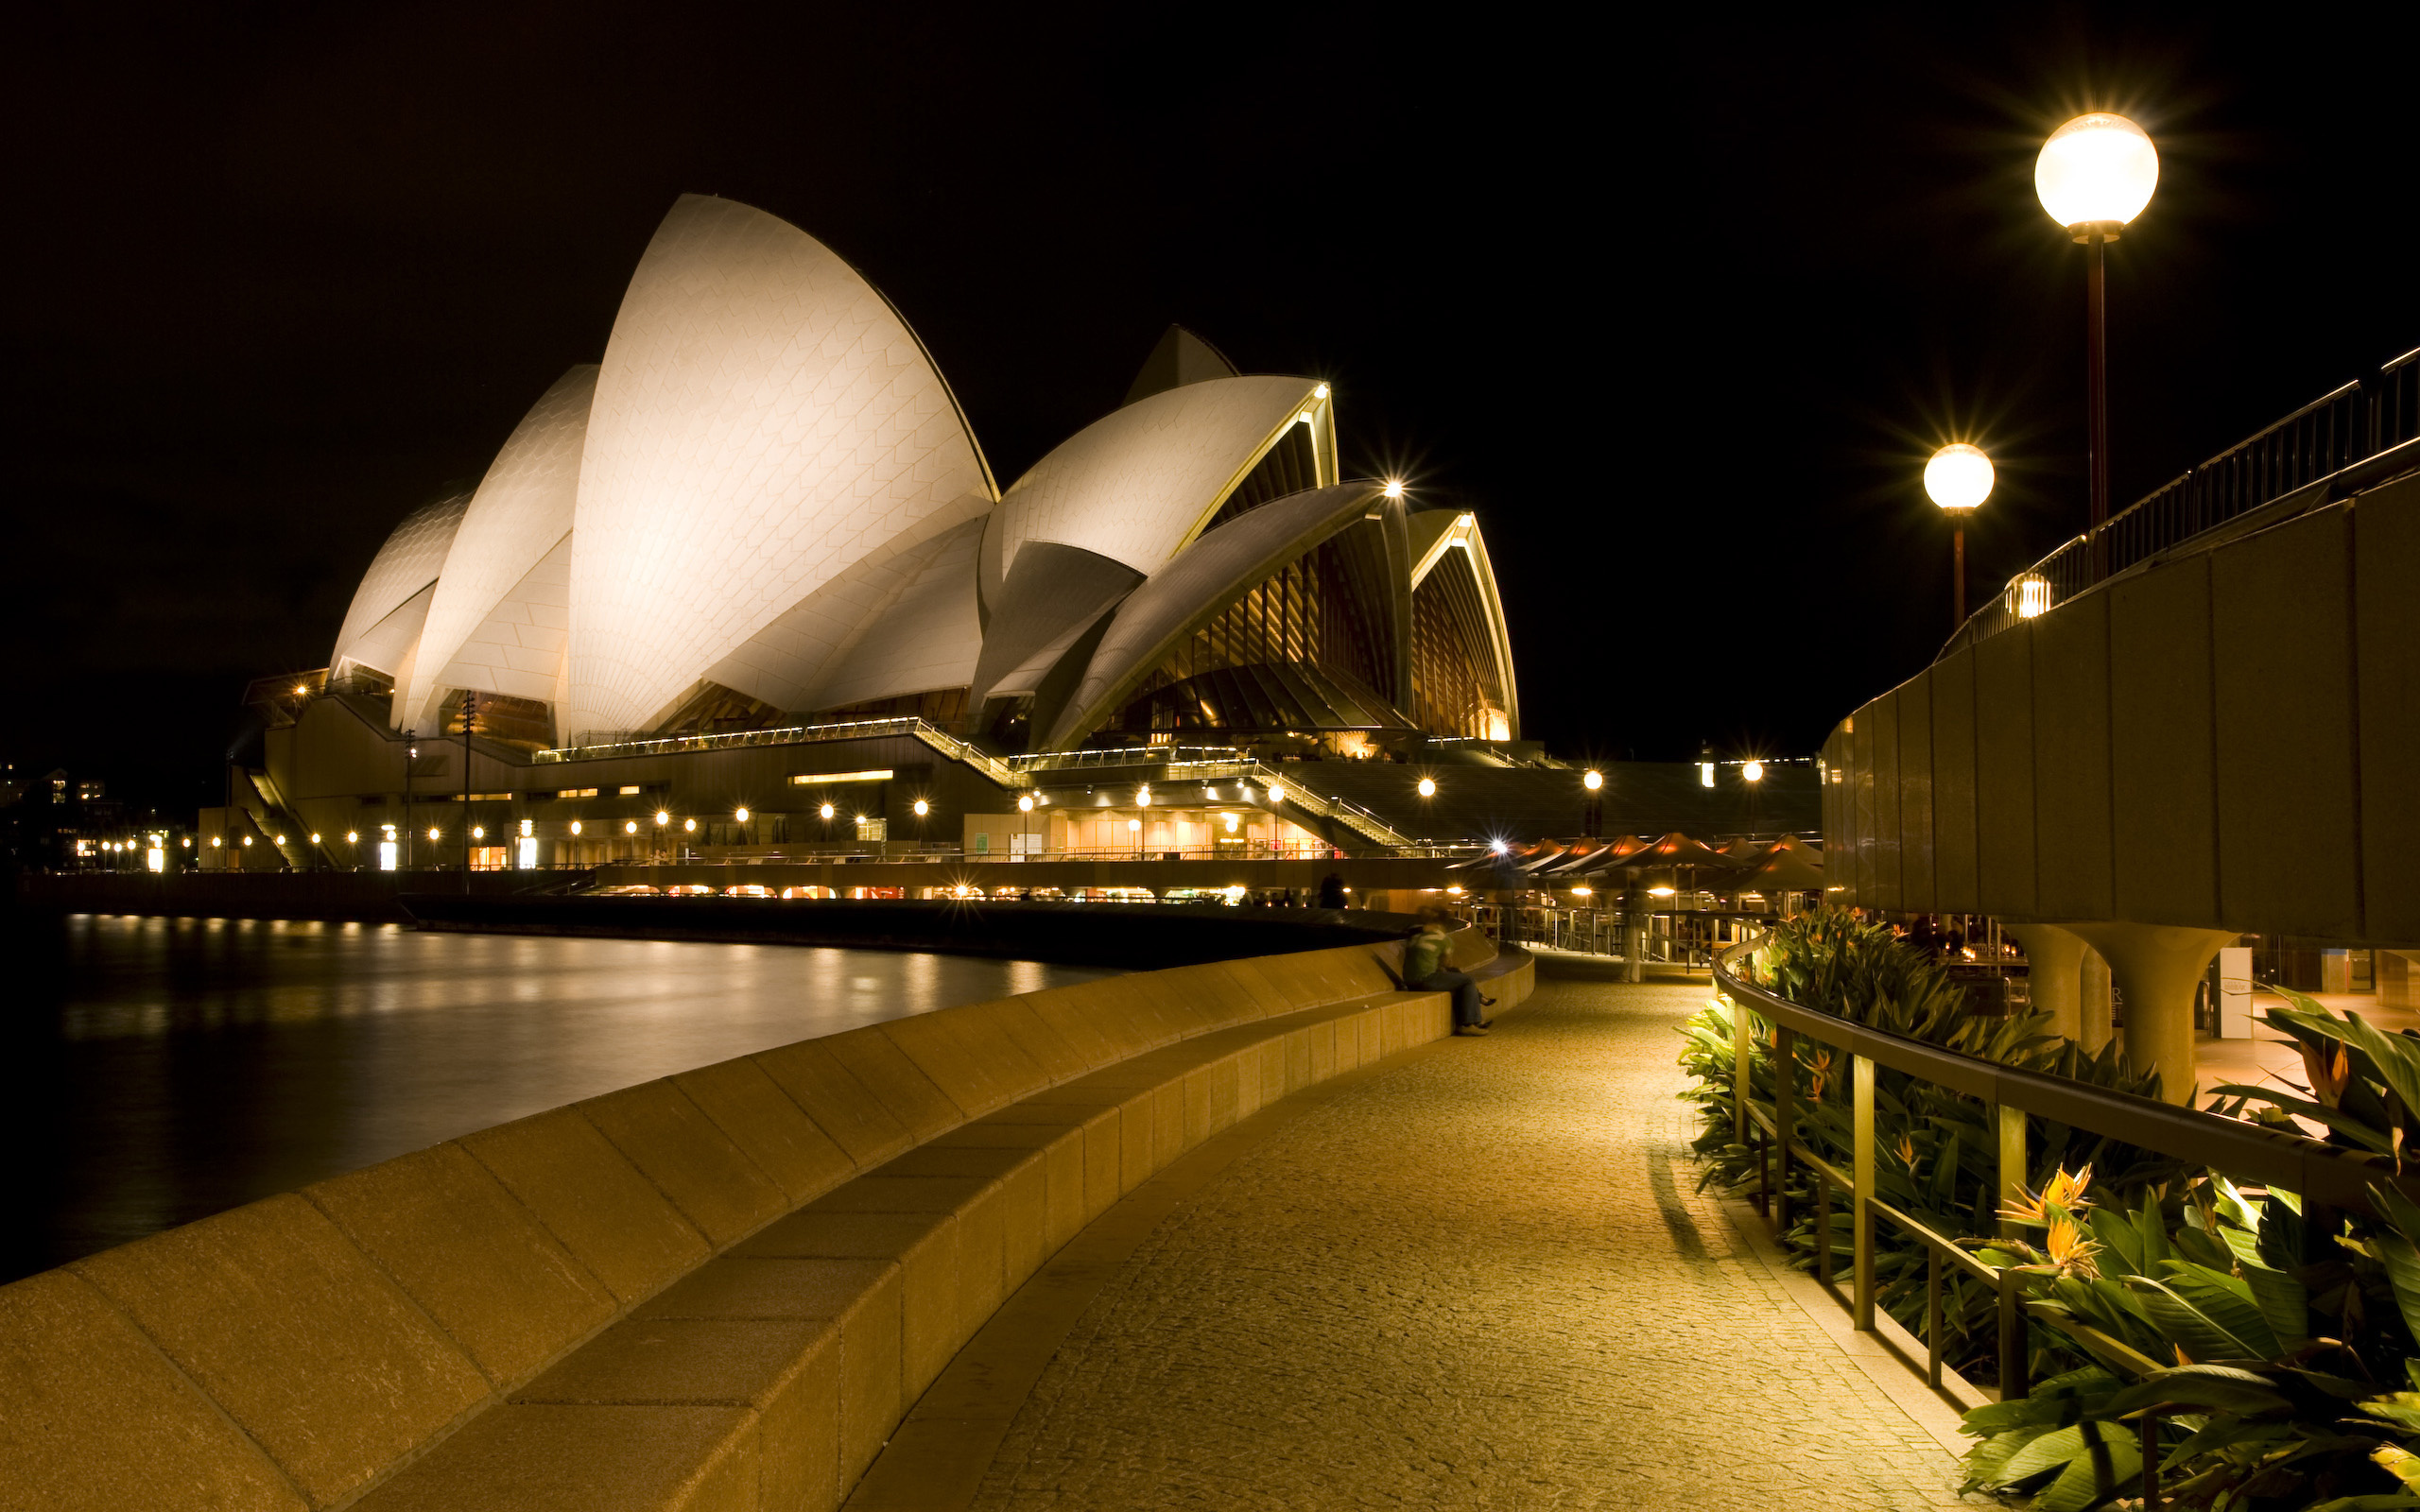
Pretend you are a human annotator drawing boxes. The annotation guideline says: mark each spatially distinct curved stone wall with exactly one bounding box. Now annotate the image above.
[0,926,1529,1511]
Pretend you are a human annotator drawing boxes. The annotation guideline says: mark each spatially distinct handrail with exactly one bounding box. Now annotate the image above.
[1940,346,2420,662]
[1712,933,2406,1212]
[1710,926,2416,1404]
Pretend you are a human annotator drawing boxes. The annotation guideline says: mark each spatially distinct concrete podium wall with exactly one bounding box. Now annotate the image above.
[0,925,1528,1511]
[1823,470,2420,944]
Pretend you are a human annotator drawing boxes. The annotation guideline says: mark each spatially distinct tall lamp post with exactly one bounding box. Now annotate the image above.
[1925,443,1995,627]
[2035,112,2158,580]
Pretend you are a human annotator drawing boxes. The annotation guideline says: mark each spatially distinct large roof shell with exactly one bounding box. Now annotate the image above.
[1042,481,1383,748]
[1408,507,1522,737]
[705,514,985,713]
[400,365,596,730]
[330,488,472,678]
[565,195,995,739]
[977,375,1330,610]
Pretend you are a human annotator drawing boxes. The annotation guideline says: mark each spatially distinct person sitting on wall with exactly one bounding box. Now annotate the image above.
[1405,914,1493,1036]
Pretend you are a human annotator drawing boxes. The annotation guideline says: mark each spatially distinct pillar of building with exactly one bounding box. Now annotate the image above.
[2078,947,2113,1056]
[2062,922,2239,1105]
[2001,923,2088,1043]
[1622,888,1648,984]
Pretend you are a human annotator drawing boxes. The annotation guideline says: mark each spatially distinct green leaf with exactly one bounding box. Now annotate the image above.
[2369,1184,2420,1347]
[2205,1087,2395,1152]
[2098,1364,2290,1418]
[2016,1422,2142,1511]
[2127,1275,2267,1363]
[2160,1263,2284,1360]
[2238,1255,2312,1351]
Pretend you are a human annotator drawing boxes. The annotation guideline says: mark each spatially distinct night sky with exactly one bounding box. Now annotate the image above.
[8,4,2418,813]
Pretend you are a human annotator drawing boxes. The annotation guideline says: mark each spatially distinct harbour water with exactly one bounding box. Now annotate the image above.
[0,911,1119,1283]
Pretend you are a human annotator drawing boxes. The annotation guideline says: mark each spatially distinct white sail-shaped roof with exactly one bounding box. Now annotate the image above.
[565,195,995,739]
[977,375,1328,609]
[703,514,984,713]
[399,365,596,730]
[406,534,575,732]
[330,489,471,678]
[1043,481,1381,747]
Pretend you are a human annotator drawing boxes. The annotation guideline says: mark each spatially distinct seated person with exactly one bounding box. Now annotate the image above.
[1404,917,1493,1035]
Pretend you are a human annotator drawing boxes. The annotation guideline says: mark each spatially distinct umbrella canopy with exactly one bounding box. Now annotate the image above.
[1611,832,1737,871]
[1730,848,1826,895]
[1569,834,1651,877]
[1719,836,1772,864]
[1538,837,1630,876]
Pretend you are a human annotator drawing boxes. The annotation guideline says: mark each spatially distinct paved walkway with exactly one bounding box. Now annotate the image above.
[857,963,1973,1510]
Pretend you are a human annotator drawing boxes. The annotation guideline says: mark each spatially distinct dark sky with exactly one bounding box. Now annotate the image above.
[7,4,2418,812]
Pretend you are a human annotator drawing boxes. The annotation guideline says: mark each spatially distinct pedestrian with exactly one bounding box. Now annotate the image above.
[1403,913,1492,1034]
[1318,871,1346,908]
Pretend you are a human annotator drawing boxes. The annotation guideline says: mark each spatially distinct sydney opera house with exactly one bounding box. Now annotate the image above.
[207,195,1529,869]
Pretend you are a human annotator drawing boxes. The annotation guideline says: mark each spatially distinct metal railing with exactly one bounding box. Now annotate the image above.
[1712,930,2417,1404]
[1941,345,2420,661]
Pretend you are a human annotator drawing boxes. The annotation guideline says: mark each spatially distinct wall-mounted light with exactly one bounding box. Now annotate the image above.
[1314,384,1329,399]
[1649,885,1676,899]
[471,826,485,840]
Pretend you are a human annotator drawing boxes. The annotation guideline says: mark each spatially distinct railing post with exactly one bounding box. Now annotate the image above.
[1730,996,1751,1150]
[1996,1100,2031,1399]
[1853,1052,1876,1331]
[1995,1102,2027,1235]
[1772,1025,1796,1240]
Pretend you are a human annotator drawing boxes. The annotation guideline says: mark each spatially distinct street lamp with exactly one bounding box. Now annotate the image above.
[1416,776,1437,798]
[1925,442,1994,627]
[2036,112,2157,576]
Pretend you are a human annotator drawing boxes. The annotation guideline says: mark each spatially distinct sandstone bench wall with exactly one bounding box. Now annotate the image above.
[0,925,1529,1512]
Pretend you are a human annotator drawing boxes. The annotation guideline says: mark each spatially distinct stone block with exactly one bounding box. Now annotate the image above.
[306,1142,616,1390]
[971,998,1089,1083]
[0,1269,307,1512]
[578,1082,787,1247]
[673,1057,856,1206]
[1011,983,1127,1069]
[70,1194,492,1508]
[514,1317,837,1512]
[1152,1081,1188,1167]
[817,1028,965,1142]
[928,1123,1086,1247]
[996,1157,1048,1291]
[1286,1023,1313,1091]
[876,1007,1046,1120]
[624,1252,902,1488]
[459,1108,712,1305]
[351,1402,753,1512]
[748,1040,913,1170]
[736,1211,947,1418]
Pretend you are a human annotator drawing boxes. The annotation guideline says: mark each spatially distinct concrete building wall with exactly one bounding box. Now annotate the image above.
[1824,472,2420,945]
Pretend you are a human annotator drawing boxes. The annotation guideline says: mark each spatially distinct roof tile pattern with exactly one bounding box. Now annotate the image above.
[401,366,597,728]
[978,377,1321,606]
[411,533,575,729]
[567,195,993,737]
[331,490,471,673]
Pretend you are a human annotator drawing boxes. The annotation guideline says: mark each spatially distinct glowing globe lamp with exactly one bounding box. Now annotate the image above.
[1924,444,1993,512]
[2035,113,2157,233]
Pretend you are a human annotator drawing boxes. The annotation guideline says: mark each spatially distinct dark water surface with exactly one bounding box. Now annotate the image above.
[0,912,1119,1282]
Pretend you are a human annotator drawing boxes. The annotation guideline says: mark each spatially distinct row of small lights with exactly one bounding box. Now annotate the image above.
[201,764,1771,851]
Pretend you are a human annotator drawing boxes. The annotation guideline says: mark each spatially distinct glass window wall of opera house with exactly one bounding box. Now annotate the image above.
[201,194,1537,876]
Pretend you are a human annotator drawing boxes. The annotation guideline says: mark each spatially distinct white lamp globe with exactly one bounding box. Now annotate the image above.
[2035,113,2158,231]
[1925,443,1994,512]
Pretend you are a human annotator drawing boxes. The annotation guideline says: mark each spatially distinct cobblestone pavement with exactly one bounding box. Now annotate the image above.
[962,967,1974,1511]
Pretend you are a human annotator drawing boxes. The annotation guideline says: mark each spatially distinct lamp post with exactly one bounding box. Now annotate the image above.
[1925,443,1995,627]
[2035,112,2158,581]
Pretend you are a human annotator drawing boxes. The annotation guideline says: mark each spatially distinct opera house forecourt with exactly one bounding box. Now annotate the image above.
[200,193,1547,876]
